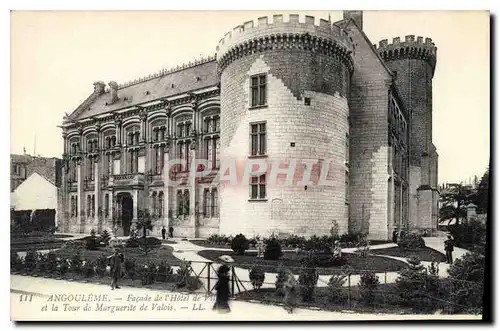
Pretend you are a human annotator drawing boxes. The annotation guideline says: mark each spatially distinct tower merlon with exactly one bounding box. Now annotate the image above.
[215,13,355,60]
[375,35,437,73]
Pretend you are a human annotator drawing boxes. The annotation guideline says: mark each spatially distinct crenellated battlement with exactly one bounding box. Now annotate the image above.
[215,14,355,73]
[375,35,437,71]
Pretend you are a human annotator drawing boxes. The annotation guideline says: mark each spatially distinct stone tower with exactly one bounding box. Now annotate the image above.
[216,14,354,237]
[376,36,439,232]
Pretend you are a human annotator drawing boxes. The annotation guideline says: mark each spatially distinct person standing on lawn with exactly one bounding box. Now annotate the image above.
[212,264,231,313]
[108,248,124,290]
[283,269,299,314]
[444,235,454,264]
[161,226,166,240]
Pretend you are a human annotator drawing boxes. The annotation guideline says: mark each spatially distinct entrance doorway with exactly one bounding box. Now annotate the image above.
[117,193,133,236]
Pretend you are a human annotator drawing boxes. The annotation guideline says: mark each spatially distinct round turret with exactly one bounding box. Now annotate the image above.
[216,14,354,237]
[376,35,438,166]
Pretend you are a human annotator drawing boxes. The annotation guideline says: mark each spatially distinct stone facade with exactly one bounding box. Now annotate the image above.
[376,33,440,233]
[59,12,438,240]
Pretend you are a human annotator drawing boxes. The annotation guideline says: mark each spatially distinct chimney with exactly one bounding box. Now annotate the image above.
[108,81,119,104]
[93,81,106,95]
[343,10,363,31]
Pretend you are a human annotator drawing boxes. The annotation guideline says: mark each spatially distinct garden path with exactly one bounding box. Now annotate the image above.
[163,238,469,294]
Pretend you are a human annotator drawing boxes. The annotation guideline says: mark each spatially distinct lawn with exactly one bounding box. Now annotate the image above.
[55,244,183,266]
[373,246,447,263]
[197,250,408,274]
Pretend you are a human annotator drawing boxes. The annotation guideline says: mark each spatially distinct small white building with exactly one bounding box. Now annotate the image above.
[11,172,60,227]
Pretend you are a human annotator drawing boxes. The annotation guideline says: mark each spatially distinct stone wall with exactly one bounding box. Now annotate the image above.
[219,52,350,238]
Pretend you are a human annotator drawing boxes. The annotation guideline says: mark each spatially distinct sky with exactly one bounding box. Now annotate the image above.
[10,10,490,184]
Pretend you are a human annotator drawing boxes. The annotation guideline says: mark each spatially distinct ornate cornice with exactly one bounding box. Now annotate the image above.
[63,89,219,131]
[217,33,354,75]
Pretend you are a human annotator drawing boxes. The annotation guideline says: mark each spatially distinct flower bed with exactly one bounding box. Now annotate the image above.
[197,250,408,274]
[11,247,200,292]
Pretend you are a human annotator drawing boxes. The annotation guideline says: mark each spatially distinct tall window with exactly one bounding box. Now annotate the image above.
[250,74,267,107]
[250,122,266,156]
[91,194,95,217]
[203,189,210,217]
[211,188,218,217]
[214,138,220,169]
[128,150,139,173]
[71,196,75,217]
[104,194,109,217]
[87,195,91,217]
[75,196,78,217]
[184,190,190,216]
[250,174,266,200]
[151,192,157,216]
[177,190,184,216]
[87,158,94,180]
[154,146,165,174]
[158,192,163,217]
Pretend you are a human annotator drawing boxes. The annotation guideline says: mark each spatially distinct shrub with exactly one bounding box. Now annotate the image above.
[11,251,24,272]
[358,271,379,305]
[447,251,485,313]
[62,240,87,250]
[35,253,47,274]
[298,259,319,302]
[86,235,99,250]
[24,250,39,272]
[141,261,157,285]
[141,263,154,286]
[397,232,425,250]
[82,260,95,278]
[176,260,192,288]
[99,230,111,246]
[45,251,58,273]
[327,273,348,304]
[126,236,162,248]
[306,253,346,268]
[70,253,83,274]
[124,258,137,280]
[275,265,287,296]
[449,220,486,250]
[95,255,108,278]
[395,256,434,310]
[231,234,249,255]
[249,265,265,290]
[339,232,361,244]
[264,237,282,260]
[157,261,173,282]
[57,258,70,277]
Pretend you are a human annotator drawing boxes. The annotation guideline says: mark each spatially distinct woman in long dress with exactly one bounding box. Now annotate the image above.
[213,265,231,313]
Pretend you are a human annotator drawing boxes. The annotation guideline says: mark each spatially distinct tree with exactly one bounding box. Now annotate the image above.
[135,209,154,259]
[439,183,475,226]
[473,168,489,214]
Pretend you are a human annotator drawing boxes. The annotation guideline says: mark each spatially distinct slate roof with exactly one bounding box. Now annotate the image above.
[70,59,219,121]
